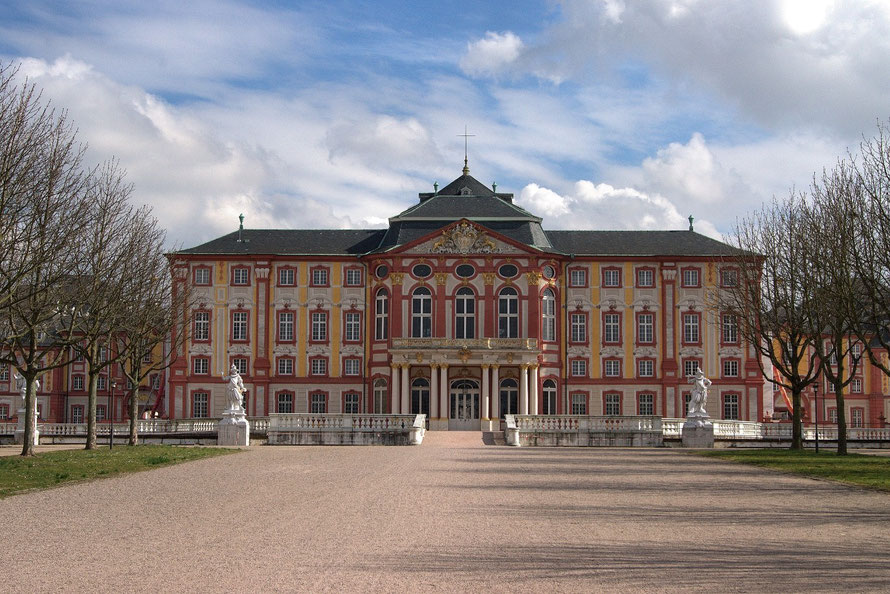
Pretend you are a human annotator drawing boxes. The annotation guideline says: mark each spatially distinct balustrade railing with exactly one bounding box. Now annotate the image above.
[391,337,538,350]
[269,413,420,432]
[514,415,662,433]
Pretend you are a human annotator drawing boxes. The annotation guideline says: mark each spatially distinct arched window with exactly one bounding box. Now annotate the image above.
[541,289,555,342]
[498,287,519,338]
[411,377,430,416]
[455,287,475,339]
[412,287,432,337]
[500,378,518,418]
[375,289,388,341]
[542,379,557,415]
[373,378,387,414]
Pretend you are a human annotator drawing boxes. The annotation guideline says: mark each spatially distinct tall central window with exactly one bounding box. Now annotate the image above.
[311,312,327,342]
[499,287,518,338]
[412,287,432,337]
[455,287,475,339]
[194,311,210,341]
[345,312,361,342]
[232,312,248,341]
[375,290,388,340]
[683,313,700,344]
[604,312,620,343]
[542,289,555,342]
[278,311,294,342]
[637,313,654,343]
[570,313,586,342]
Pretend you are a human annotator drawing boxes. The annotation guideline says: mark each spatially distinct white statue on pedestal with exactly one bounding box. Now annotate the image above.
[687,367,711,417]
[222,365,245,412]
[13,372,39,412]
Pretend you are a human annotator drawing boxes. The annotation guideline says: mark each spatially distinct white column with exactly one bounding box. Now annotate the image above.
[430,364,439,422]
[530,364,539,415]
[401,364,410,415]
[439,364,449,425]
[391,363,400,414]
[520,364,529,415]
[490,365,500,421]
[481,364,490,425]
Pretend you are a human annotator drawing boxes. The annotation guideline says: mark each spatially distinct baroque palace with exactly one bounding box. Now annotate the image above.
[165,165,767,431]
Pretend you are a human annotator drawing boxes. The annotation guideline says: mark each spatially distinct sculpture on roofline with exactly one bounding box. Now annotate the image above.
[687,367,711,417]
[222,365,245,412]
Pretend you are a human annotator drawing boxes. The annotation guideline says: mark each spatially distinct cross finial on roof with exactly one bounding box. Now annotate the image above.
[458,125,475,175]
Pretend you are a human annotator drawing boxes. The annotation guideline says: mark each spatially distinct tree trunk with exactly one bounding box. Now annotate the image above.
[128,388,138,446]
[835,380,848,455]
[20,377,37,457]
[85,371,99,450]
[790,388,803,450]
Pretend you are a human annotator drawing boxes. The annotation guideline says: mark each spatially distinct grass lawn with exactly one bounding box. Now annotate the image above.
[697,449,890,491]
[0,445,239,498]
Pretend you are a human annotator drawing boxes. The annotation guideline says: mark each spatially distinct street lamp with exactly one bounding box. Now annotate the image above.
[813,382,819,454]
[109,380,117,450]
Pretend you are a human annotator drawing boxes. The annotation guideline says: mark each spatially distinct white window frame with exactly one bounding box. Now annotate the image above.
[345,312,361,342]
[278,268,295,286]
[682,268,699,287]
[232,312,248,341]
[310,358,327,376]
[345,268,362,286]
[571,393,587,415]
[723,393,739,420]
[723,359,739,378]
[570,359,587,377]
[343,358,361,376]
[722,314,738,343]
[277,358,293,376]
[637,359,654,377]
[233,267,250,286]
[311,312,327,342]
[604,393,621,416]
[310,393,327,414]
[604,359,621,377]
[278,311,294,342]
[455,288,475,339]
[193,357,209,375]
[498,288,519,338]
[277,392,294,414]
[570,313,586,343]
[344,392,361,414]
[375,290,388,341]
[636,268,654,287]
[311,267,328,286]
[412,288,432,338]
[683,313,699,344]
[637,313,654,343]
[603,268,620,288]
[569,268,586,287]
[542,290,556,342]
[193,393,209,418]
[604,313,620,343]
[232,358,248,375]
[638,393,655,416]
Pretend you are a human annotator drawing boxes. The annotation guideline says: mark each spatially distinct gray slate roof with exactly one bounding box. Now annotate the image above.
[177,229,386,256]
[546,230,742,257]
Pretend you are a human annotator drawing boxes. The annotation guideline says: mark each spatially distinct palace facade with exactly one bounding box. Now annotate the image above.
[166,167,770,430]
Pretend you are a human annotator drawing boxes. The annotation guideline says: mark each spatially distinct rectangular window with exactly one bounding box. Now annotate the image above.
[683,313,700,344]
[344,392,360,414]
[636,268,654,288]
[722,314,738,343]
[98,376,107,390]
[143,352,152,364]
[71,406,84,424]
[828,407,838,423]
[638,393,655,416]
[851,343,862,359]
[0,365,8,381]
[73,375,84,391]
[278,311,294,342]
[722,359,739,378]
[277,392,294,414]
[311,268,328,286]
[851,378,862,393]
[232,312,248,341]
[232,267,250,286]
[637,313,654,344]
[604,393,621,415]
[570,359,587,377]
[278,268,295,286]
[193,393,209,418]
[96,405,106,422]
[637,359,654,377]
[569,268,587,287]
[311,312,328,342]
[602,268,621,287]
[193,357,209,375]
[193,311,210,341]
[194,267,211,285]
[571,393,587,415]
[682,268,700,287]
[683,359,701,378]
[604,313,621,343]
[375,291,389,341]
[345,268,363,286]
[310,358,327,376]
[343,358,361,376]
[232,358,248,375]
[0,404,9,420]
[723,393,739,420]
[345,312,361,342]
[310,393,327,414]
[277,358,293,376]
[570,313,587,343]
[684,392,693,416]
[604,359,621,377]
[721,269,739,287]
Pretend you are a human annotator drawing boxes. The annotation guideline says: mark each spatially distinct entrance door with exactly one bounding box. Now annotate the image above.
[449,379,480,431]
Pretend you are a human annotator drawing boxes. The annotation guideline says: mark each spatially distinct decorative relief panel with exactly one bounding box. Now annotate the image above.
[431,222,498,254]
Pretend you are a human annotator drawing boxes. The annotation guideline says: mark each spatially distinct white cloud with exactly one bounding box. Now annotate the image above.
[641,133,726,204]
[459,31,524,77]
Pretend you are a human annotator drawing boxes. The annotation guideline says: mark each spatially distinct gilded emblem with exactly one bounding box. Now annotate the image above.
[432,222,498,254]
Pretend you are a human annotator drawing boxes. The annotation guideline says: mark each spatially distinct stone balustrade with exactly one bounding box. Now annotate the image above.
[268,414,425,445]
[508,414,663,446]
[391,337,537,350]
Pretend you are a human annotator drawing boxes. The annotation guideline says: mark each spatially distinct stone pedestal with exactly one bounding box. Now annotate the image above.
[218,409,250,446]
[682,416,714,448]
[14,407,39,446]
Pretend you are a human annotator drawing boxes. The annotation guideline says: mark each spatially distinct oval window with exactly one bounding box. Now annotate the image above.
[456,264,475,278]
[375,265,389,279]
[498,264,518,278]
[412,264,432,278]
[542,265,556,279]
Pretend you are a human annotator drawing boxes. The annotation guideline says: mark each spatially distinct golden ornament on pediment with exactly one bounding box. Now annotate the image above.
[416,352,424,363]
[482,272,496,286]
[525,271,542,285]
[390,272,404,285]
[432,221,498,255]
[435,272,448,286]
[458,346,472,363]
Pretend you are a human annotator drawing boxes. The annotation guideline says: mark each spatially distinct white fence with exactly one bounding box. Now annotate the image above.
[267,414,426,445]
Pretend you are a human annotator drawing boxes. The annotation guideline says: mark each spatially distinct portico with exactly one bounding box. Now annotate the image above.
[388,338,540,430]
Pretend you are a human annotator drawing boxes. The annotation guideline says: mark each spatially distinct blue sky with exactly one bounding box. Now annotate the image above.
[2,0,889,246]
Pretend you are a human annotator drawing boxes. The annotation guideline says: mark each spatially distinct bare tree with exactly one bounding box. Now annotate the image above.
[0,63,93,455]
[804,161,864,455]
[721,191,821,450]
[113,212,192,445]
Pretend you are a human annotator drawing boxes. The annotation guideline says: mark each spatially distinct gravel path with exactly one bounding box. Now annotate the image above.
[2,433,889,593]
